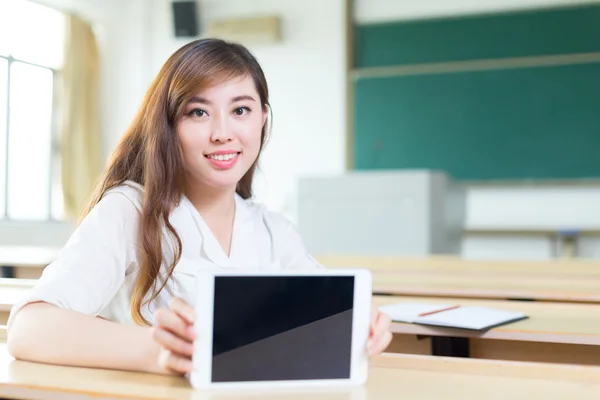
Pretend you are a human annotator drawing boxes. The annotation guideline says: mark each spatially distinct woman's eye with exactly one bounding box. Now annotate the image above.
[190,109,206,117]
[234,107,250,116]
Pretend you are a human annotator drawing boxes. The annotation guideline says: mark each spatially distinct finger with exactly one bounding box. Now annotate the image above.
[370,304,378,329]
[162,349,193,374]
[368,311,390,345]
[369,331,393,356]
[374,312,392,337]
[169,297,196,325]
[154,308,195,341]
[152,327,194,357]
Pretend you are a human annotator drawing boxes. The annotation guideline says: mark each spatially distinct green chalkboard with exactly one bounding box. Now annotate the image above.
[353,62,600,180]
[355,5,600,68]
[353,5,600,180]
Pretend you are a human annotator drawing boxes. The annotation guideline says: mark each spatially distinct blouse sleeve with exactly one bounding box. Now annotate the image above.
[7,191,140,329]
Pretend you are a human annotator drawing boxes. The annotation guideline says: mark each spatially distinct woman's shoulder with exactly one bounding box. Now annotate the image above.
[100,180,145,213]
[238,195,322,269]
[237,195,297,233]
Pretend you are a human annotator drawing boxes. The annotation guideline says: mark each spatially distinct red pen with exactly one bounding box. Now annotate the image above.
[418,305,461,317]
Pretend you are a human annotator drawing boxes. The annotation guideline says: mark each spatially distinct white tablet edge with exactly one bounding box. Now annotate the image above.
[189,268,372,390]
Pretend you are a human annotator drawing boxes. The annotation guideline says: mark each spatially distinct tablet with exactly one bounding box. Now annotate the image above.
[189,268,372,390]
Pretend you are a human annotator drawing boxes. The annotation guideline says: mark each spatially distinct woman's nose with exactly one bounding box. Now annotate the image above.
[210,118,232,143]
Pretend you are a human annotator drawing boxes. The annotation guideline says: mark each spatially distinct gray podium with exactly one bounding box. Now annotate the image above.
[297,170,465,256]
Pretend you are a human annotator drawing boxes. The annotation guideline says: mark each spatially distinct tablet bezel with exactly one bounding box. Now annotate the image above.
[189,268,372,390]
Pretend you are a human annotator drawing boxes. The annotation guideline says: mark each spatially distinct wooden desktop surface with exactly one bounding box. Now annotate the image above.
[368,269,600,303]
[2,290,598,365]
[1,344,600,399]
[319,255,600,302]
[317,254,600,277]
[3,288,597,346]
[1,284,599,369]
[5,252,600,301]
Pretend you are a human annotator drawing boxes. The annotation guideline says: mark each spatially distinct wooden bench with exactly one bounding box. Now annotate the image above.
[374,295,600,365]
[1,343,600,399]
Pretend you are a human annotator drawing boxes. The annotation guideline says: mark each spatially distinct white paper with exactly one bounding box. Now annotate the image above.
[416,306,527,330]
[379,303,527,330]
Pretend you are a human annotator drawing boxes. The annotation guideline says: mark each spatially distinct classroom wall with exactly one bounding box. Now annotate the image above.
[80,0,600,260]
[143,0,348,218]
[0,0,348,245]
[2,0,599,260]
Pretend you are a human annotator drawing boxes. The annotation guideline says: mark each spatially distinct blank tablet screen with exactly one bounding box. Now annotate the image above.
[211,276,355,382]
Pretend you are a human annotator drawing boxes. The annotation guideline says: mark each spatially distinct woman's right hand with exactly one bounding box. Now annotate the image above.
[151,297,196,375]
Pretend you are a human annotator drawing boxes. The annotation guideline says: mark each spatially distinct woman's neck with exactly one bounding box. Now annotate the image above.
[185,183,236,220]
[185,183,237,256]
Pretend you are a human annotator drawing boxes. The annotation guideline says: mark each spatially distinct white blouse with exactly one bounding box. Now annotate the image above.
[8,180,322,328]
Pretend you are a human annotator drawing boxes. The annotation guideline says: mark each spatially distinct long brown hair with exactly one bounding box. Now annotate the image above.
[82,38,270,325]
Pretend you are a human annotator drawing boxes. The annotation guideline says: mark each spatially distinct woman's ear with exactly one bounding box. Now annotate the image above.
[262,104,270,127]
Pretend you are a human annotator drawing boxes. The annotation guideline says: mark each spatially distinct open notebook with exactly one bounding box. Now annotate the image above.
[379,303,528,331]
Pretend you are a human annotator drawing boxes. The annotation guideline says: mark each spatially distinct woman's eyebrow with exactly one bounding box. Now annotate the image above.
[188,96,211,105]
[186,95,256,105]
[231,95,256,103]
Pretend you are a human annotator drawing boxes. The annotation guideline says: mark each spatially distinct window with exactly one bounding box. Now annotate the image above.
[0,0,65,221]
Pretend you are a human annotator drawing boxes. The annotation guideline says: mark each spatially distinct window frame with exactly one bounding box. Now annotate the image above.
[0,53,61,221]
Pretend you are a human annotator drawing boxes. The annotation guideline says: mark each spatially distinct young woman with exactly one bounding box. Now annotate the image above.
[7,38,392,375]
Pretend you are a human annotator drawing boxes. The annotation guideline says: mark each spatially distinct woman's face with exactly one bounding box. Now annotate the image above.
[177,75,267,192]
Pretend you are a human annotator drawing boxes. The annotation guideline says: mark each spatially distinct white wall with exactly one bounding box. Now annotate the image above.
[145,0,348,219]
[48,0,348,223]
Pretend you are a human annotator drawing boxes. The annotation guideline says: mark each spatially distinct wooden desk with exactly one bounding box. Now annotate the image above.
[369,269,600,303]
[375,295,600,365]
[2,345,600,399]
[0,246,58,279]
[5,253,600,301]
[1,279,599,362]
[318,254,600,277]
[320,255,600,303]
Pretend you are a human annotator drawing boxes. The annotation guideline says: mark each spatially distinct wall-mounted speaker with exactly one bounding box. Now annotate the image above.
[172,1,199,38]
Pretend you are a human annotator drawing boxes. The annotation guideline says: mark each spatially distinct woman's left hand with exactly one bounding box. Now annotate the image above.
[367,304,392,356]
